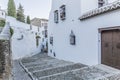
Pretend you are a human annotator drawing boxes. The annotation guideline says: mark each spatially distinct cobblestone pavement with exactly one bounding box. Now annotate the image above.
[21,53,120,80]
[12,53,120,80]
[12,60,31,80]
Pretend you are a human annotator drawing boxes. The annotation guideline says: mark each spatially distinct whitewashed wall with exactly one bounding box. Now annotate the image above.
[48,0,120,65]
[6,16,41,59]
[39,26,48,51]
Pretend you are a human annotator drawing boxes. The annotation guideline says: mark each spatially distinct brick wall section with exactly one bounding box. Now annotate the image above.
[0,40,11,80]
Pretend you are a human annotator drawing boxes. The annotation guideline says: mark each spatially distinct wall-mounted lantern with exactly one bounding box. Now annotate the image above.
[70,30,76,45]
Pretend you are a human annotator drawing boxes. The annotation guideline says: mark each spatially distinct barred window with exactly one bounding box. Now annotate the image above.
[60,5,66,20]
[50,36,53,45]
[98,0,108,7]
[54,10,59,23]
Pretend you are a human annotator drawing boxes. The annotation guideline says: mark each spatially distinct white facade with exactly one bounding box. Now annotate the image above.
[48,0,120,66]
[41,20,48,27]
[39,25,48,52]
[6,16,41,59]
[0,7,6,20]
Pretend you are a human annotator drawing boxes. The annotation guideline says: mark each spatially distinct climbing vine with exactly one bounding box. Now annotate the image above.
[10,28,14,36]
[0,20,5,27]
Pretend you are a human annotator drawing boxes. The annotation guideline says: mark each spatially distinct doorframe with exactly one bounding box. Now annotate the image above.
[98,26,120,64]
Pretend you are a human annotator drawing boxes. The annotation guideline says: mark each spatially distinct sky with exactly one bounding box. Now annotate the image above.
[0,0,52,19]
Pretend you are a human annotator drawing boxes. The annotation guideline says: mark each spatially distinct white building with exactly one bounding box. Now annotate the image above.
[31,18,48,29]
[0,7,6,20]
[39,25,48,52]
[6,16,41,59]
[31,18,48,52]
[48,0,120,69]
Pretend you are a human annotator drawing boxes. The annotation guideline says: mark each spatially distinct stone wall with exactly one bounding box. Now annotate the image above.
[0,40,11,80]
[0,22,12,80]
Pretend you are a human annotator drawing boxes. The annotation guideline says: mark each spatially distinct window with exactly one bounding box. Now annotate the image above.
[45,30,47,38]
[70,31,76,45]
[50,36,53,45]
[98,0,107,7]
[60,5,66,20]
[54,10,59,23]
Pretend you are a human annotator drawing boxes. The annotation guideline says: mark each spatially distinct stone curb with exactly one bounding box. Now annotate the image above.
[19,59,38,80]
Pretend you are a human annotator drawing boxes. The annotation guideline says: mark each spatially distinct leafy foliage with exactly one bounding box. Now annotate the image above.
[7,0,16,18]
[36,35,41,47]
[10,28,14,36]
[0,20,5,27]
[17,4,25,22]
[26,16,31,24]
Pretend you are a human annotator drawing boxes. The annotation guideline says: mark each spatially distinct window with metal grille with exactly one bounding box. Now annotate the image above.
[98,0,107,7]
[54,10,59,23]
[60,5,66,20]
[50,36,53,45]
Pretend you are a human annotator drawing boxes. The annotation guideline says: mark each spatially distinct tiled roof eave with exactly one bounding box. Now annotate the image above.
[79,0,120,20]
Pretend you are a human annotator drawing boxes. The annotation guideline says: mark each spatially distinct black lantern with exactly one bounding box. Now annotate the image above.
[70,30,76,45]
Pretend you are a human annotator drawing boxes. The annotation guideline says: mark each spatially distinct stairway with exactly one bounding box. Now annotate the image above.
[20,53,120,80]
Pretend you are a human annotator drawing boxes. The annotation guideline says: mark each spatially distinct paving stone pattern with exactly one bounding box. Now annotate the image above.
[21,53,120,80]
[12,60,32,80]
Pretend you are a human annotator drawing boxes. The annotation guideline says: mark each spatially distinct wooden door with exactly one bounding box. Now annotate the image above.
[101,30,120,69]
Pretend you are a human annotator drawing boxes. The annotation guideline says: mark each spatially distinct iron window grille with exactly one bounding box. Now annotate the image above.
[54,10,59,23]
[60,5,66,20]
[98,0,107,7]
[50,36,53,45]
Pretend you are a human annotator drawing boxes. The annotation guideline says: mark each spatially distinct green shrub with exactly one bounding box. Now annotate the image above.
[36,35,41,47]
[10,28,14,36]
[0,20,5,27]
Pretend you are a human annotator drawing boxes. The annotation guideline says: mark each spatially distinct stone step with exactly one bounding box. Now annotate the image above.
[23,57,55,67]
[38,65,120,80]
[33,63,86,78]
[27,60,74,72]
[93,64,120,80]
[21,53,51,64]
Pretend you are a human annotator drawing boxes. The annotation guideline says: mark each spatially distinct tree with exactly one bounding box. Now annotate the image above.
[17,4,25,22]
[26,16,30,24]
[7,0,16,18]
